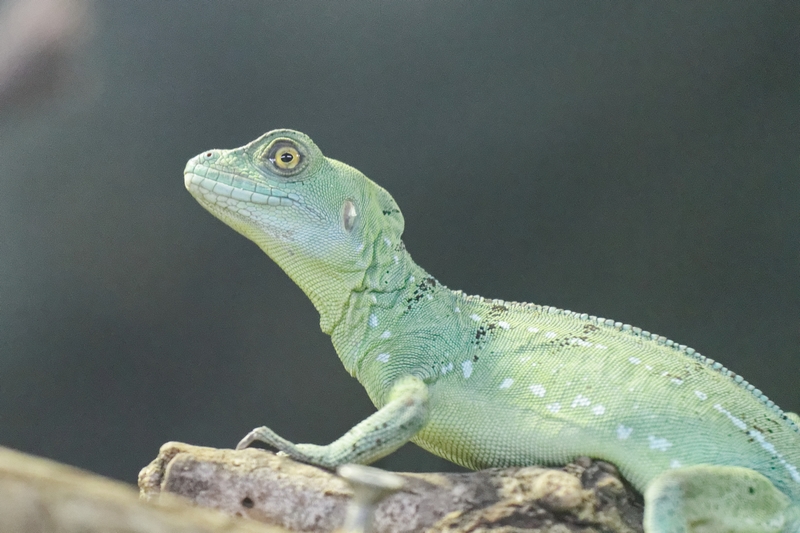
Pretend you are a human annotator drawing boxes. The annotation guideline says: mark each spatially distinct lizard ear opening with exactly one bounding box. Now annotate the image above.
[343,199,358,232]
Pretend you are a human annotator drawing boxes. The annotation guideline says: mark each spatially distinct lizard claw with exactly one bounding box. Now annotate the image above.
[234,426,325,466]
[236,425,299,454]
[236,426,269,450]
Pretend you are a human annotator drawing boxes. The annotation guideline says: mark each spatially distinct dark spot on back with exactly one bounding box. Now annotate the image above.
[583,324,600,334]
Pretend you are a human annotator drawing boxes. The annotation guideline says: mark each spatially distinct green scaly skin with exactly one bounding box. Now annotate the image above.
[185,129,800,532]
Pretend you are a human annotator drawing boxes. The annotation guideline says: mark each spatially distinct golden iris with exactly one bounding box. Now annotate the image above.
[273,145,300,170]
[264,139,306,176]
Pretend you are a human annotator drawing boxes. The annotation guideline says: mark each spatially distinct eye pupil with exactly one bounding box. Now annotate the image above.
[280,152,293,163]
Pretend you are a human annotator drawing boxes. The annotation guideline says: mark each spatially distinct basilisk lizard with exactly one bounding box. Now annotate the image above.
[184,129,800,532]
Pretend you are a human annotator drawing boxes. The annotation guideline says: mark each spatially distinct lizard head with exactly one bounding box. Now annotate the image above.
[184,129,405,333]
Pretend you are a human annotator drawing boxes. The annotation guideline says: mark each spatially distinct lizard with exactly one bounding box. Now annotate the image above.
[184,128,800,532]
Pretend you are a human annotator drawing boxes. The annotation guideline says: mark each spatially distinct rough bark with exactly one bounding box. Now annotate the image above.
[140,442,645,533]
[0,445,285,533]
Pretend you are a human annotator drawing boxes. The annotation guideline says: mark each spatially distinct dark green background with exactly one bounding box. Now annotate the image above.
[0,1,797,484]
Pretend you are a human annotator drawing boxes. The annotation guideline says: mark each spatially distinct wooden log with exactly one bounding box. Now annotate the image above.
[140,442,644,533]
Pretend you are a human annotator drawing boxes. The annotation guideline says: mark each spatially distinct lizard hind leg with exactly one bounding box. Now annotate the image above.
[644,464,793,533]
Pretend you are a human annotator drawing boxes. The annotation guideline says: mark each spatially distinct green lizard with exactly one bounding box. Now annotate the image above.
[184,129,800,532]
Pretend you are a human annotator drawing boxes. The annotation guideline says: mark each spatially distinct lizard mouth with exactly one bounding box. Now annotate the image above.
[183,163,303,208]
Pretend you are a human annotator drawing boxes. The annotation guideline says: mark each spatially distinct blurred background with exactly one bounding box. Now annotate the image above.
[0,0,797,484]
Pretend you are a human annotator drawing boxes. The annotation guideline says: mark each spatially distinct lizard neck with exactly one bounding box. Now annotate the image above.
[256,211,409,335]
[330,238,430,377]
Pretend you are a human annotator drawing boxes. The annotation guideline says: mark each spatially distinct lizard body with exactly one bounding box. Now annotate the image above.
[185,129,800,532]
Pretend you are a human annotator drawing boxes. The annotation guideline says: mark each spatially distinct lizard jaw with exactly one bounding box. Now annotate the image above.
[183,164,303,209]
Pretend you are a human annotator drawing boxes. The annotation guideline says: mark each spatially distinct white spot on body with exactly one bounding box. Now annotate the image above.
[384,237,391,246]
[519,356,531,362]
[629,357,641,365]
[380,331,391,339]
[527,327,539,333]
[648,436,673,452]
[499,378,514,389]
[371,295,378,303]
[670,378,684,385]
[749,430,800,483]
[470,314,481,322]
[376,353,390,363]
[670,459,682,468]
[454,306,460,313]
[498,321,510,330]
[568,337,593,347]
[368,314,378,327]
[750,430,777,455]
[617,425,633,440]
[545,331,557,339]
[592,405,606,416]
[784,462,800,484]
[714,404,747,431]
[571,394,591,408]
[547,403,561,413]
[595,344,608,350]
[694,390,708,400]
[393,255,399,263]
[529,384,546,397]
[408,275,415,283]
[645,365,654,371]
[441,362,453,374]
[462,361,473,379]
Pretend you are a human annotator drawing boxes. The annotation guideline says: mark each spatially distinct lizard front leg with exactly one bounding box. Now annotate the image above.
[236,375,429,469]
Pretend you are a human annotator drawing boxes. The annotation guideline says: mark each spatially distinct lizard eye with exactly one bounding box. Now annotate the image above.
[343,200,357,232]
[275,147,299,169]
[265,139,306,176]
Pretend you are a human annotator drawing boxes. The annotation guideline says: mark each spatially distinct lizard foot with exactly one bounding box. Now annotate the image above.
[236,426,295,452]
[236,426,327,466]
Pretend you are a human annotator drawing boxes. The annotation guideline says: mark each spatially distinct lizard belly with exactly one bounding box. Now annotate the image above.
[410,367,800,502]
[412,378,600,469]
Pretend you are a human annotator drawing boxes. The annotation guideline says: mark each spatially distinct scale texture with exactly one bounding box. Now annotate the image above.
[184,129,800,532]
